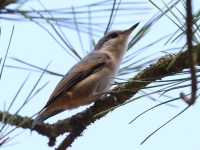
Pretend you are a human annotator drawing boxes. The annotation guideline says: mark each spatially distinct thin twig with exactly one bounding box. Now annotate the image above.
[0,26,14,81]
[104,0,116,34]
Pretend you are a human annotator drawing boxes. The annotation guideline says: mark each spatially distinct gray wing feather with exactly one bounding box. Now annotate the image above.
[43,52,110,108]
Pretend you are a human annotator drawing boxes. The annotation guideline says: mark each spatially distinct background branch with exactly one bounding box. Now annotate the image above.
[180,0,196,104]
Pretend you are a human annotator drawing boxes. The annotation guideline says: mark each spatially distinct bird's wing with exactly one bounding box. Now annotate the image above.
[43,52,110,108]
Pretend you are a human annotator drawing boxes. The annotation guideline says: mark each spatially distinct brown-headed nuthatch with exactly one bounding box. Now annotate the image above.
[32,23,139,128]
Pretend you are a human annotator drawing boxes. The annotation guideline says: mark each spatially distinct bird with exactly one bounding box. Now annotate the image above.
[32,22,139,129]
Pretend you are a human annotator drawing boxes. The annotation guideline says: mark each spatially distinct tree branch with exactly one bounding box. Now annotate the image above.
[181,0,196,104]
[1,44,200,150]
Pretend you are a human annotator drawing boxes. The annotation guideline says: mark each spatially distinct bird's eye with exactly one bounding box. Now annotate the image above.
[110,33,118,38]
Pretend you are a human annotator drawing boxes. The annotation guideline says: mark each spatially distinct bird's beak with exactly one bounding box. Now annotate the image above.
[124,22,140,36]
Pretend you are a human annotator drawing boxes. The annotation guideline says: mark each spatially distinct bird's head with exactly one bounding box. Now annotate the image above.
[94,23,139,59]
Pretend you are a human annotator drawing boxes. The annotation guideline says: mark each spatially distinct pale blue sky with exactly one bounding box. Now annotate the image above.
[1,0,200,150]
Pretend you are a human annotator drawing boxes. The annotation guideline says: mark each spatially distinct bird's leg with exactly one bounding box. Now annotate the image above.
[113,94,118,101]
[93,91,110,104]
[94,90,119,104]
[93,91,107,97]
[106,90,121,105]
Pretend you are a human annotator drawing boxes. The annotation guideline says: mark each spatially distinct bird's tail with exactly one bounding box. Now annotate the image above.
[31,108,65,129]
